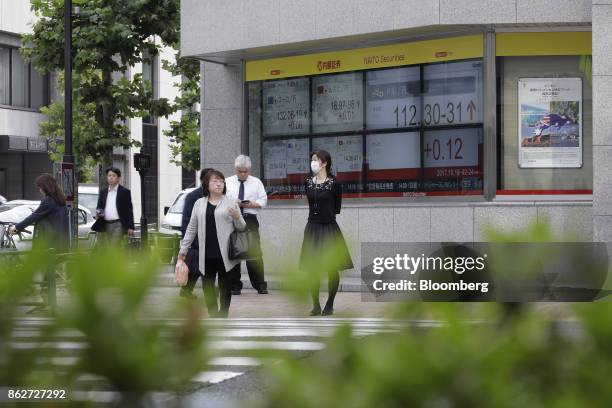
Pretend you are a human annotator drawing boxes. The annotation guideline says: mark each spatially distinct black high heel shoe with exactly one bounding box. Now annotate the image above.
[322,305,334,316]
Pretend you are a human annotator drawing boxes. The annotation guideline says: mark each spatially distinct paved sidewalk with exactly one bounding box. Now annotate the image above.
[144,287,392,318]
[156,265,365,291]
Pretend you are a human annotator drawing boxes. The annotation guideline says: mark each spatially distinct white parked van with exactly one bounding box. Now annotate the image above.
[159,188,197,235]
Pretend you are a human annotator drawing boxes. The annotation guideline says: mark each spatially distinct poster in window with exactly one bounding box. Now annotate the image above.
[263,78,310,136]
[518,78,582,168]
[262,138,309,184]
[312,135,363,184]
[366,67,420,130]
[312,72,364,133]
[422,60,483,127]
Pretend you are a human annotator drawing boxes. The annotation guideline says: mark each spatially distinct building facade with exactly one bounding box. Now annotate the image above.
[0,0,52,200]
[0,0,187,224]
[181,0,610,276]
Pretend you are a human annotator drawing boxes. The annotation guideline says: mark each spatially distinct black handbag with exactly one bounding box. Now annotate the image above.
[228,227,261,260]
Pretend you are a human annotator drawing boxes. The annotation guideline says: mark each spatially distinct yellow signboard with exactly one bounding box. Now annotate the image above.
[246,35,483,81]
[496,32,591,56]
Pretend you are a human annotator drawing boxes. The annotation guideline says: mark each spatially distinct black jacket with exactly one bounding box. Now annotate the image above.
[180,187,205,249]
[15,196,69,251]
[91,184,135,232]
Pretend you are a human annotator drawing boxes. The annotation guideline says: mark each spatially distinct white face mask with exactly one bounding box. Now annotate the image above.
[310,160,321,174]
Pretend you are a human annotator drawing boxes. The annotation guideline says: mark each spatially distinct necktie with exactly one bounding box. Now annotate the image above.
[239,180,245,214]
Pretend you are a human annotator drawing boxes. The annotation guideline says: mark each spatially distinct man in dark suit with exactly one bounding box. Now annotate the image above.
[179,168,213,299]
[91,167,135,244]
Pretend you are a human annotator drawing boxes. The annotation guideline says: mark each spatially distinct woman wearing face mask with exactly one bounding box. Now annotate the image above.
[300,150,353,316]
[178,169,246,317]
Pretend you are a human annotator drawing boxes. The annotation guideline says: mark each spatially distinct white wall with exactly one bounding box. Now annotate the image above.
[157,45,183,218]
[128,62,144,221]
[0,0,33,34]
[181,0,592,57]
[127,48,183,224]
[0,107,46,137]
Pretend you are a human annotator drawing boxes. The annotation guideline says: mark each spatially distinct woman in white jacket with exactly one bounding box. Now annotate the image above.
[178,169,246,317]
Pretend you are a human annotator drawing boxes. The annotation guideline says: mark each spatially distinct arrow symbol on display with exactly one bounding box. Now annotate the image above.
[467,100,476,121]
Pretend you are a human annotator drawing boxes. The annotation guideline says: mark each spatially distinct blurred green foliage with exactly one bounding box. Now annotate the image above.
[258,222,612,407]
[0,245,208,406]
[261,303,612,408]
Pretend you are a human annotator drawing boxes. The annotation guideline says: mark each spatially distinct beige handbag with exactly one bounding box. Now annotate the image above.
[174,259,189,286]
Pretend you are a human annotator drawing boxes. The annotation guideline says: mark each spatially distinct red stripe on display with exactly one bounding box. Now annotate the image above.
[496,189,592,195]
[366,168,421,180]
[268,191,484,199]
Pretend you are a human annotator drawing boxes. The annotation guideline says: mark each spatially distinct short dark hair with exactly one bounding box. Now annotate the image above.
[200,168,214,182]
[105,166,121,177]
[311,150,333,175]
[202,169,227,196]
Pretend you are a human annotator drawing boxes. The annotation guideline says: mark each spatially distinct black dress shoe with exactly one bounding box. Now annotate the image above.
[232,289,241,296]
[257,289,269,294]
[322,306,334,316]
[309,307,321,316]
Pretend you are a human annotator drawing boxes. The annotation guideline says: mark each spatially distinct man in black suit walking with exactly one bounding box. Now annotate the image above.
[179,168,213,299]
[91,167,135,244]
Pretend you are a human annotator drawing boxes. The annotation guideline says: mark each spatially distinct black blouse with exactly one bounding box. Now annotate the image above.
[205,202,222,259]
[305,176,342,224]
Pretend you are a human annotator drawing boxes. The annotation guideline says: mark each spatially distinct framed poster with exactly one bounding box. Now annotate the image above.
[312,135,363,174]
[262,138,309,181]
[312,72,364,133]
[518,77,582,168]
[262,78,310,136]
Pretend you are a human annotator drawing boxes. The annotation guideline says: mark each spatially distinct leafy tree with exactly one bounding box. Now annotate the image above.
[21,0,180,177]
[162,53,201,172]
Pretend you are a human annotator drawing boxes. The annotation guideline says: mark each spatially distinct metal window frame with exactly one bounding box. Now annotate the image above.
[0,45,50,111]
[243,31,494,203]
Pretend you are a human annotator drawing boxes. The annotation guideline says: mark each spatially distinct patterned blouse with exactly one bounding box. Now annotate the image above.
[305,176,342,223]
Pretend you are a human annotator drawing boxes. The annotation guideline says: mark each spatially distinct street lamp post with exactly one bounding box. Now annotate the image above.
[134,151,151,250]
[63,0,76,249]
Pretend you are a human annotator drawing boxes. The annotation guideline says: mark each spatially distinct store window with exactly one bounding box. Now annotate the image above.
[30,66,47,109]
[497,55,592,195]
[248,59,484,198]
[0,45,50,110]
[0,48,9,105]
[11,51,28,108]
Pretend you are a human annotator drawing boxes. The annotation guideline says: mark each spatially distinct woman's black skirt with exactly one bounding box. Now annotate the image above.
[299,221,353,272]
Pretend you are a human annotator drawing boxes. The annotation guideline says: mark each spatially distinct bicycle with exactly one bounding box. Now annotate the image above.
[0,221,30,249]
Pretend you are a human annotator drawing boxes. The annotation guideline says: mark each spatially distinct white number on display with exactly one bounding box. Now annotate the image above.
[423,129,480,168]
[263,78,310,136]
[312,72,364,133]
[422,60,482,126]
[366,67,420,129]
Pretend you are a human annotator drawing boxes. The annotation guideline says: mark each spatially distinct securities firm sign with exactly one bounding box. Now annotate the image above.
[246,35,483,81]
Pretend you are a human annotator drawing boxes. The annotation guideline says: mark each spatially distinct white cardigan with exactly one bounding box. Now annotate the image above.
[179,195,246,273]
